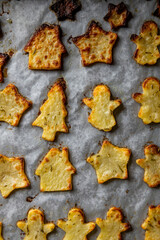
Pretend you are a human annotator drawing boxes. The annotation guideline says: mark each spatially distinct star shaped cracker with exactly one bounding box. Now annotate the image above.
[87,140,131,184]
[0,53,9,83]
[72,21,117,66]
[141,205,160,240]
[32,78,68,141]
[130,21,160,65]
[96,207,130,240]
[153,0,160,18]
[57,208,96,240]
[136,144,160,187]
[50,0,81,21]
[0,154,30,198]
[0,84,32,126]
[0,222,3,240]
[104,2,132,30]
[35,147,76,191]
[132,77,160,124]
[83,84,122,131]
[24,23,66,70]
[17,208,55,240]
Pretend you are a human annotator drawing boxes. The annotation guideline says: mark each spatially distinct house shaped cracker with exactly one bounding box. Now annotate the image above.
[35,147,76,191]
[24,23,66,70]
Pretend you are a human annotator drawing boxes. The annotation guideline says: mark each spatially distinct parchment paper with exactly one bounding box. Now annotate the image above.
[0,0,159,239]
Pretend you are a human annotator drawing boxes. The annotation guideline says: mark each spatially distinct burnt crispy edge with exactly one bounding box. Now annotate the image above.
[24,23,66,54]
[50,0,81,21]
[72,20,111,44]
[153,0,160,17]
[142,205,160,229]
[104,2,132,29]
[144,144,160,156]
[142,77,160,88]
[0,53,9,83]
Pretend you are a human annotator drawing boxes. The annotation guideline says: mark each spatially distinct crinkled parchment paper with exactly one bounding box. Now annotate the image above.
[0,0,159,239]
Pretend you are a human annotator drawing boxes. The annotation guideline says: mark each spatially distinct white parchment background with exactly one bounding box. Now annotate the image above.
[0,0,160,239]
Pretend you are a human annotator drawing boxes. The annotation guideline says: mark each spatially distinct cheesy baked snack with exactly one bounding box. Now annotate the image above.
[0,53,9,82]
[57,208,96,240]
[0,84,32,126]
[132,77,160,124]
[130,21,160,65]
[87,140,131,183]
[83,84,122,131]
[136,144,160,187]
[50,0,81,21]
[104,2,132,30]
[35,147,76,191]
[0,222,3,240]
[0,154,30,198]
[141,205,160,240]
[96,207,130,240]
[72,21,117,66]
[24,23,66,70]
[17,208,55,240]
[32,78,68,141]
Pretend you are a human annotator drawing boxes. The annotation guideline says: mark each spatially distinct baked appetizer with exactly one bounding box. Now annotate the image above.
[57,208,96,240]
[0,154,30,198]
[24,23,66,70]
[72,21,117,66]
[0,53,9,82]
[130,21,160,65]
[87,140,131,183]
[32,78,68,141]
[17,209,55,240]
[83,84,122,131]
[35,147,76,191]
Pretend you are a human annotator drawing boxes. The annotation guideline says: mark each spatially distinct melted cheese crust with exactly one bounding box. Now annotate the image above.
[136,144,160,187]
[83,84,121,131]
[142,205,160,240]
[0,84,32,126]
[131,21,160,65]
[32,79,68,141]
[17,209,55,240]
[87,140,131,183]
[72,21,117,66]
[24,24,66,70]
[35,147,76,191]
[96,207,130,240]
[0,154,30,198]
[57,208,95,240]
[133,77,160,124]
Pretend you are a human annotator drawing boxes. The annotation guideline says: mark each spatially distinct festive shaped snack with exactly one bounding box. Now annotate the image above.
[72,21,117,66]
[0,53,9,82]
[153,0,160,18]
[0,222,3,240]
[132,77,160,124]
[96,207,130,240]
[0,154,30,198]
[83,84,122,131]
[87,140,131,184]
[130,21,160,65]
[104,2,132,30]
[50,0,81,21]
[0,84,32,126]
[35,147,76,191]
[141,205,160,240]
[57,208,96,240]
[136,144,160,187]
[24,23,66,70]
[17,208,55,240]
[32,78,68,141]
